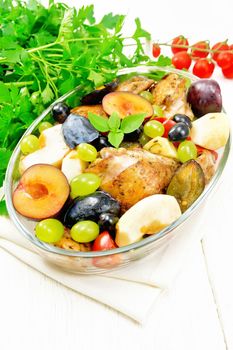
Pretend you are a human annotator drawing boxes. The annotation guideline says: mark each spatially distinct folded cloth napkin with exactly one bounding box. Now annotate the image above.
[0,203,206,324]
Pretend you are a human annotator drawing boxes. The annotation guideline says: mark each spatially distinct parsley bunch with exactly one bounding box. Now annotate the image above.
[0,0,171,212]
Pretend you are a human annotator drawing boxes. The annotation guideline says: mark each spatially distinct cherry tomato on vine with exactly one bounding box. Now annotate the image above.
[222,64,233,79]
[191,41,209,59]
[193,59,215,78]
[211,41,229,61]
[153,117,176,138]
[172,51,192,70]
[171,36,189,54]
[216,51,233,69]
[152,43,161,58]
[229,44,233,51]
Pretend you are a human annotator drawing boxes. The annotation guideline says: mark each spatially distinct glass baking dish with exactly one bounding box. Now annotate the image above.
[4,65,231,273]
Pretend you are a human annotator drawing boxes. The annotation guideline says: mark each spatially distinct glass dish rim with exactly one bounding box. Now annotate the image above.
[4,65,231,258]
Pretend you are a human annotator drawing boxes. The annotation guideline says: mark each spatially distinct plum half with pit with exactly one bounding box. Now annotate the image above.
[13,164,70,220]
[62,114,100,149]
[62,191,120,229]
[187,79,222,118]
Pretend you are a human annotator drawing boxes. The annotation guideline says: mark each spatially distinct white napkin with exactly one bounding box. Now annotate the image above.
[0,204,206,324]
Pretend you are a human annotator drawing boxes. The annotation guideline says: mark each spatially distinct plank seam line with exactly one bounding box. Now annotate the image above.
[201,239,228,350]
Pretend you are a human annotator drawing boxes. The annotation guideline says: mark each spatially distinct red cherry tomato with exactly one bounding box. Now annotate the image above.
[171,36,189,54]
[152,43,161,58]
[191,41,209,59]
[222,63,233,79]
[92,232,120,268]
[172,51,192,70]
[154,117,176,138]
[229,44,233,51]
[92,231,117,251]
[216,51,233,69]
[211,42,229,61]
[196,145,218,161]
[193,59,215,78]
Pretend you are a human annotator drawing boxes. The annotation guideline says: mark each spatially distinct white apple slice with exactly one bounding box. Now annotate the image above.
[20,124,70,173]
[115,194,181,247]
[143,136,178,159]
[38,124,66,148]
[61,150,88,183]
[190,112,230,150]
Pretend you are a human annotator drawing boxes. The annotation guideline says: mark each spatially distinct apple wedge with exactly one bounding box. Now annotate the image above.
[190,112,230,150]
[19,124,70,173]
[61,150,88,183]
[115,194,181,247]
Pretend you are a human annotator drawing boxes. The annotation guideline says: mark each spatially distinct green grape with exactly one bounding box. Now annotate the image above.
[70,173,101,198]
[20,135,40,155]
[178,140,197,163]
[70,220,99,243]
[38,121,53,134]
[77,143,97,162]
[140,91,153,103]
[153,105,163,117]
[35,219,64,243]
[144,120,165,138]
[139,133,151,146]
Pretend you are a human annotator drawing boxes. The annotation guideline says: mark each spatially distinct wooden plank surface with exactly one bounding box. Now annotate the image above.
[0,1,233,349]
[0,241,226,350]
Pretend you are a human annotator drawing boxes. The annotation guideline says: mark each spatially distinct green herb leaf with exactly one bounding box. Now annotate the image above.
[88,112,110,132]
[108,112,121,131]
[108,131,124,148]
[133,18,151,40]
[120,113,146,134]
[0,200,8,216]
[0,82,11,103]
[88,70,105,87]
[41,84,54,104]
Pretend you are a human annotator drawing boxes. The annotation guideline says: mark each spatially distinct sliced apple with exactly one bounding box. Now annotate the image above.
[61,150,88,183]
[13,164,70,220]
[143,136,178,159]
[20,124,70,173]
[115,194,181,247]
[190,112,230,150]
[102,91,153,119]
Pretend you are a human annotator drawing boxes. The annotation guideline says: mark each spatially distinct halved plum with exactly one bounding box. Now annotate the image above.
[13,164,70,220]
[71,105,108,118]
[102,91,154,119]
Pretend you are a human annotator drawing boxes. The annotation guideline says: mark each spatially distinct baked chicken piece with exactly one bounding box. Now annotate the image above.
[55,228,91,251]
[87,147,179,212]
[151,73,194,120]
[195,150,216,184]
[116,76,154,94]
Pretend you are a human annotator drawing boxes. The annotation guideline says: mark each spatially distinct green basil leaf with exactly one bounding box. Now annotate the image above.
[88,112,110,132]
[120,113,146,134]
[108,131,124,148]
[108,112,121,131]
